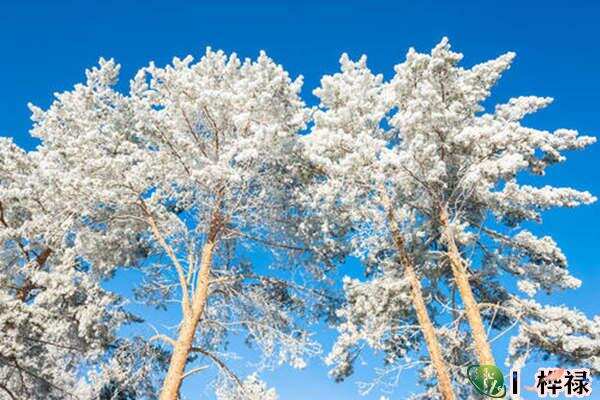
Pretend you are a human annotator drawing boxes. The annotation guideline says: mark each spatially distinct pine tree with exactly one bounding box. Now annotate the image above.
[304,39,599,398]
[302,54,455,399]
[27,52,326,399]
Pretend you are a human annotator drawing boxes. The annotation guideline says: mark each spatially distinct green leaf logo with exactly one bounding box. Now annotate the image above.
[467,365,507,398]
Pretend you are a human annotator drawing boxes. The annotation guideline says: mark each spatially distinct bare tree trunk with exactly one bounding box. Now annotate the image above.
[384,203,454,400]
[439,207,495,365]
[159,240,216,400]
[389,222,455,400]
[159,313,202,400]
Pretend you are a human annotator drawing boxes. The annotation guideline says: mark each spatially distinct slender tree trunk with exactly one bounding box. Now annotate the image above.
[439,207,495,366]
[159,314,201,400]
[159,240,216,400]
[387,212,455,400]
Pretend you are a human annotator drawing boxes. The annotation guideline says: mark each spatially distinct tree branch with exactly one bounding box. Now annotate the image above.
[139,199,191,316]
[190,347,243,389]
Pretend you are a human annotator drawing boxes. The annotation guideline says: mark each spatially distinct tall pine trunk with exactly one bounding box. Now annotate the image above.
[386,209,455,400]
[439,207,495,365]
[159,240,216,400]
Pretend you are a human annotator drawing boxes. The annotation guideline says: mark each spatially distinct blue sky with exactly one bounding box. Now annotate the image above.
[1,1,599,398]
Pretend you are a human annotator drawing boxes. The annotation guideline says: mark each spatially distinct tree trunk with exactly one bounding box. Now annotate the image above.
[159,314,201,400]
[159,240,216,400]
[388,217,455,400]
[439,207,495,366]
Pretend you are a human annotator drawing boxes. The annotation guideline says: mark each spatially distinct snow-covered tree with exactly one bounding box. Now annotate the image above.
[26,51,328,399]
[0,136,160,399]
[304,39,598,398]
[302,53,456,399]
[214,373,278,400]
[4,38,597,400]
[385,37,598,374]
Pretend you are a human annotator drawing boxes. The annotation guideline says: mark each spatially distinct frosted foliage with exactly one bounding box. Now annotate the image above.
[197,267,322,371]
[2,38,598,400]
[326,276,417,380]
[506,299,600,374]
[0,136,152,399]
[303,38,598,398]
[76,339,166,399]
[406,327,481,400]
[18,48,324,396]
[215,374,278,400]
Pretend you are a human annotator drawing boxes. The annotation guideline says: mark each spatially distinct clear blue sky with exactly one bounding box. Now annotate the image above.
[1,1,599,399]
